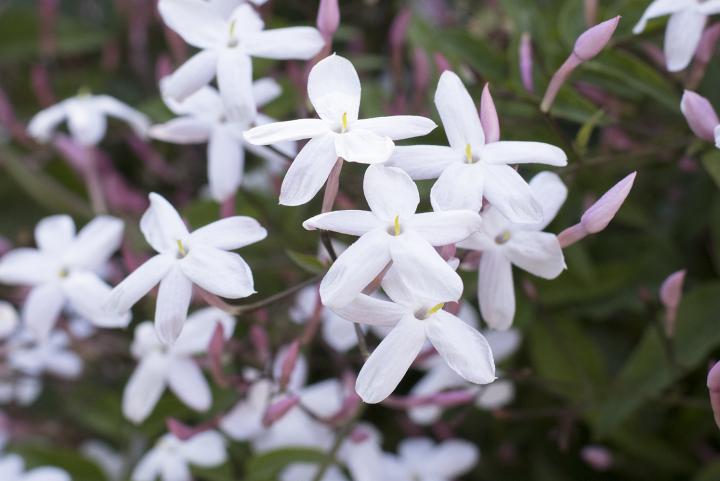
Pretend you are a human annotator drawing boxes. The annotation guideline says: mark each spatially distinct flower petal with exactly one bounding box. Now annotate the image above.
[66,100,106,146]
[426,440,479,478]
[122,352,169,424]
[353,116,437,141]
[426,310,496,384]
[155,264,193,345]
[178,431,227,466]
[35,215,75,254]
[162,50,219,102]
[355,314,426,403]
[322,314,360,352]
[279,133,338,206]
[140,193,190,253]
[219,380,272,440]
[527,171,567,230]
[364,164,419,221]
[150,117,213,144]
[158,0,225,48]
[633,0,693,33]
[0,249,56,285]
[504,231,565,279]
[409,211,482,246]
[191,217,267,251]
[483,164,542,224]
[27,103,67,143]
[208,125,243,202]
[434,71,485,151]
[217,49,256,123]
[476,380,515,409]
[386,145,459,180]
[253,77,282,107]
[665,9,707,72]
[335,129,394,164]
[63,272,131,328]
[329,294,406,326]
[167,357,211,411]
[303,210,380,236]
[244,119,330,145]
[430,162,485,212]
[481,141,567,166]
[477,250,515,330]
[63,215,124,271]
[105,254,174,314]
[22,283,65,339]
[244,27,324,60]
[23,468,71,481]
[181,245,255,298]
[172,307,236,356]
[93,95,150,137]
[308,54,361,125]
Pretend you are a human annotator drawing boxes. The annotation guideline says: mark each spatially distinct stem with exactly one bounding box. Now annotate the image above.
[83,148,107,214]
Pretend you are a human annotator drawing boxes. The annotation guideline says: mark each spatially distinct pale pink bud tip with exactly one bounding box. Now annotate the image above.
[262,396,299,427]
[707,361,720,429]
[580,171,636,234]
[574,16,621,61]
[519,33,534,93]
[581,445,613,471]
[316,0,340,41]
[480,83,500,143]
[279,339,301,391]
[660,269,686,336]
[681,91,720,142]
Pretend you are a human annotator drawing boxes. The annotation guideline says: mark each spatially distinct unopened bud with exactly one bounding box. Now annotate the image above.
[659,269,686,336]
[519,33,534,93]
[278,339,301,391]
[681,91,719,142]
[581,445,613,471]
[262,395,299,427]
[480,83,500,143]
[316,0,340,42]
[708,361,720,429]
[580,172,636,234]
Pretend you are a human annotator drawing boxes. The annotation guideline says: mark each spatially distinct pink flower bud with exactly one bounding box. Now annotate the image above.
[581,445,613,471]
[708,361,720,429]
[389,9,412,53]
[480,83,500,143]
[208,322,229,387]
[580,172,636,234]
[166,418,197,441]
[278,339,301,391]
[250,325,270,364]
[316,0,340,42]
[681,91,719,142]
[659,269,686,336]
[574,16,621,61]
[557,223,589,248]
[519,33,534,93]
[695,23,720,64]
[262,395,299,427]
[434,53,451,73]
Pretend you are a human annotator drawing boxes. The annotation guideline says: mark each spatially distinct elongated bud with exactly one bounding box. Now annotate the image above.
[262,395,299,427]
[697,23,720,64]
[166,418,197,441]
[581,445,613,471]
[541,17,620,112]
[278,339,301,391]
[519,33,534,93]
[434,53,451,73]
[659,269,686,336]
[250,325,270,364]
[316,0,340,42]
[558,223,589,248]
[480,83,500,143]
[208,322,229,387]
[708,361,720,429]
[390,8,412,53]
[580,172,636,234]
[681,91,719,142]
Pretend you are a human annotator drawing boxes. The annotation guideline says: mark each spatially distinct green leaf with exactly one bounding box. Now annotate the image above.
[244,448,328,481]
[286,250,326,275]
[702,150,720,189]
[11,443,108,481]
[574,109,605,154]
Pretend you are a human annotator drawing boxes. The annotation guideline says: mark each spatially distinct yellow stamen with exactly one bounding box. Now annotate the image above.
[341,112,348,133]
[464,143,473,163]
[176,239,187,256]
[427,303,445,316]
[393,215,401,236]
[495,231,511,244]
[228,20,238,47]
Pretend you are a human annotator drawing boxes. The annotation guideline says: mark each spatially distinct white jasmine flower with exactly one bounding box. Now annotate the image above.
[131,431,227,481]
[7,330,83,380]
[458,171,567,330]
[28,92,149,146]
[0,215,129,339]
[243,55,438,205]
[633,0,720,71]
[304,164,482,308]
[0,302,18,339]
[158,1,324,118]
[105,193,266,345]
[151,78,296,202]
[0,454,70,481]
[331,268,496,403]
[381,438,478,481]
[209,0,267,18]
[123,308,235,424]
[81,441,126,481]
[387,71,567,223]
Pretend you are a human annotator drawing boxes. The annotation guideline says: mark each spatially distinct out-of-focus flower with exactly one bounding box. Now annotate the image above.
[708,360,720,429]
[388,71,566,222]
[8,330,82,379]
[0,376,42,406]
[0,454,70,481]
[105,193,266,344]
[331,268,495,403]
[459,172,567,330]
[381,438,479,481]
[634,0,720,71]
[680,90,720,143]
[158,1,323,119]
[0,215,129,338]
[244,54,437,206]
[123,308,235,424]
[519,32,534,93]
[0,302,18,339]
[304,164,482,307]
[317,0,340,41]
[131,431,227,481]
[659,269,686,336]
[28,92,149,146]
[151,78,295,202]
[209,0,268,18]
[81,441,126,481]
[581,445,614,471]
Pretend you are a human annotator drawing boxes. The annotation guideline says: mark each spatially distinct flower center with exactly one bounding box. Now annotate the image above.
[495,230,511,244]
[341,112,348,133]
[58,267,69,278]
[389,215,401,236]
[415,303,445,320]
[227,20,239,47]
[176,239,188,258]
[465,143,474,163]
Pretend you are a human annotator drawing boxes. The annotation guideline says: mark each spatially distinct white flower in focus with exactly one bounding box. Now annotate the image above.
[0,215,129,338]
[387,71,566,223]
[633,0,720,71]
[458,171,567,330]
[244,55,438,205]
[123,308,235,424]
[105,193,266,345]
[304,164,482,308]
[151,78,296,202]
[331,269,496,403]
[7,330,83,380]
[158,1,323,118]
[28,92,149,146]
[131,431,227,481]
[0,454,70,481]
[380,438,478,481]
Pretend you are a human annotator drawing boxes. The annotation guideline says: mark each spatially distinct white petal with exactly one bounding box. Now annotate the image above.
[478,250,515,330]
[426,440,479,478]
[27,103,67,143]
[172,307,235,356]
[150,117,213,144]
[380,266,418,307]
[386,145,459,180]
[244,119,330,145]
[167,357,211,411]
[63,272,131,328]
[364,164,419,221]
[319,229,391,308]
[527,171,567,230]
[0,249,55,285]
[482,141,567,166]
[299,379,344,418]
[228,3,264,32]
[279,133,338,206]
[178,430,227,466]
[140,193,190,253]
[356,314,426,403]
[430,162,484,212]
[22,283,65,339]
[160,459,192,481]
[633,0,693,33]
[161,83,223,118]
[308,54,361,125]
[253,77,282,107]
[434,71,485,151]
[390,231,463,303]
[158,0,225,47]
[335,129,394,164]
[483,164,542,224]
[181,245,255,298]
[130,448,163,481]
[93,95,150,137]
[665,10,706,72]
[244,27,324,60]
[217,49,256,122]
[190,217,267,251]
[155,264,193,345]
[504,231,565,279]
[63,215,124,271]
[22,468,71,481]
[303,210,380,236]
[162,50,219,102]
[353,116,437,141]
[122,352,169,424]
[219,380,271,440]
[0,302,18,339]
[105,255,174,313]
[35,215,75,254]
[699,0,720,15]
[208,125,243,202]
[409,211,482,245]
[476,380,515,409]
[329,294,405,326]
[66,100,106,146]
[484,329,522,363]
[322,314,360,352]
[426,310,495,384]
